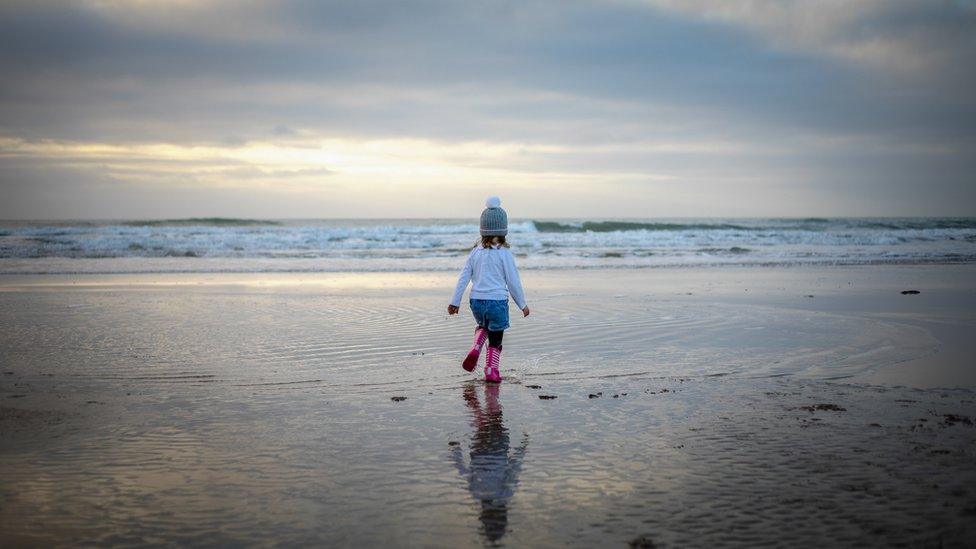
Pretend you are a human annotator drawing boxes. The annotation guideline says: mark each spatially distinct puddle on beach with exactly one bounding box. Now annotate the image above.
[1,269,975,546]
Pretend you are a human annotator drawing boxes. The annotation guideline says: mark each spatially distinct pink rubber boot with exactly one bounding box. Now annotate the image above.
[484,345,502,383]
[462,327,488,372]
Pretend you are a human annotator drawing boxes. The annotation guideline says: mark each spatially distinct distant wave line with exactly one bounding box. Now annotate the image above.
[121,217,282,227]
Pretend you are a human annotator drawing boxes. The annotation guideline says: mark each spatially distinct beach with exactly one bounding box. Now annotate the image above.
[2,264,975,547]
[4,0,976,544]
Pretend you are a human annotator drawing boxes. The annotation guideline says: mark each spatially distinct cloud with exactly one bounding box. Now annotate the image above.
[0,0,973,217]
[641,0,976,75]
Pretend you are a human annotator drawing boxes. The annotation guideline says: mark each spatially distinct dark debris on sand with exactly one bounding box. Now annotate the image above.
[390,396,407,402]
[797,403,847,412]
[628,534,656,548]
[942,414,973,426]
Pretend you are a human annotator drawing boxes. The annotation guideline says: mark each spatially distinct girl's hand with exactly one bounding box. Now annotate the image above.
[521,306,530,317]
[447,304,459,315]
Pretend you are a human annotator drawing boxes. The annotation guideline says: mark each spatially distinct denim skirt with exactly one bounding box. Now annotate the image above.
[469,298,510,331]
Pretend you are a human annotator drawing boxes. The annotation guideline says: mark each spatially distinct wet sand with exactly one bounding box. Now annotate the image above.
[1,265,975,546]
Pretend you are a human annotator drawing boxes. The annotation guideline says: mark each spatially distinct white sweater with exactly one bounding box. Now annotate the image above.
[450,245,527,309]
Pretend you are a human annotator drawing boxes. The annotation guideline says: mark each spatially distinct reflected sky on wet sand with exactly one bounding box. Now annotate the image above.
[1,267,975,546]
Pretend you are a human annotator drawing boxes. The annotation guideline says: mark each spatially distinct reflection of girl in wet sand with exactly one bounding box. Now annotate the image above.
[451,384,529,543]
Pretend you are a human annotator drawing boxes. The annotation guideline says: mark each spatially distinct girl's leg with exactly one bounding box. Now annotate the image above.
[462,326,488,372]
[484,330,504,383]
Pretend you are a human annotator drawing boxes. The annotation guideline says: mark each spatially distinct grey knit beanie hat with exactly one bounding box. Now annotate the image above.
[480,196,508,236]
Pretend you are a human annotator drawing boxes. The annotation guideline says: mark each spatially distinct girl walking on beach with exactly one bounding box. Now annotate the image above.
[448,197,530,383]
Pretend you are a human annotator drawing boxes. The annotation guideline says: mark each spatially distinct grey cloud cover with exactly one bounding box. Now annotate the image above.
[0,0,974,218]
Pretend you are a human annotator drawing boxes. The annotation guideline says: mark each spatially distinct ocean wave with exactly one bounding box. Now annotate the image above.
[0,218,973,270]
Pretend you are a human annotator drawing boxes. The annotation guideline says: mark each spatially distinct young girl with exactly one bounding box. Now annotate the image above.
[447,196,530,383]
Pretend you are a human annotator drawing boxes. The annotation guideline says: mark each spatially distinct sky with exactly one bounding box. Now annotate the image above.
[0,0,974,219]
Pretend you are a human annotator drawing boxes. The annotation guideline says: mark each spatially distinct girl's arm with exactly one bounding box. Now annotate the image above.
[502,249,527,310]
[449,250,474,308]
[504,433,529,487]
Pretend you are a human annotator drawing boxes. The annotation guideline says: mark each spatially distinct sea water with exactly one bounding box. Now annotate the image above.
[1,217,974,273]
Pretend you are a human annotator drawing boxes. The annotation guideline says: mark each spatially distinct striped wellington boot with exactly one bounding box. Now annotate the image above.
[484,345,502,383]
[462,327,488,372]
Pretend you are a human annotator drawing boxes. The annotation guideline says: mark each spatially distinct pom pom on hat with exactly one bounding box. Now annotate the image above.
[486,196,501,208]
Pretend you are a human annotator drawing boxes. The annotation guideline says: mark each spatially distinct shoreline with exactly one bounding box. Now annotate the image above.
[3,256,976,277]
